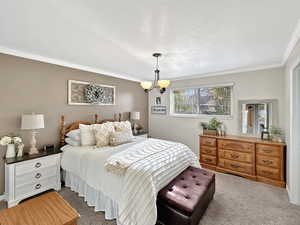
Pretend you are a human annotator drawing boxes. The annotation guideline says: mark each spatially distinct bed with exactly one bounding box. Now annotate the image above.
[59,114,200,225]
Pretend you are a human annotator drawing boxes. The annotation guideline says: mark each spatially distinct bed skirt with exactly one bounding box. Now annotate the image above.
[64,170,119,222]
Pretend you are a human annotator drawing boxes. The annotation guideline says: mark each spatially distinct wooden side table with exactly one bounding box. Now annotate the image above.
[0,191,80,225]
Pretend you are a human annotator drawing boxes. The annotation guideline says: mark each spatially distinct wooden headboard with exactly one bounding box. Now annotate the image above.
[60,113,122,147]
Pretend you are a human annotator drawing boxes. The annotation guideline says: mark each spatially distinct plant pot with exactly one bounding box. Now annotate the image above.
[203,129,217,136]
[6,144,16,158]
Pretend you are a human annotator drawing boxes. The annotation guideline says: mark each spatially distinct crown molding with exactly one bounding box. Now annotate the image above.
[0,46,142,82]
[282,20,300,64]
[170,63,283,81]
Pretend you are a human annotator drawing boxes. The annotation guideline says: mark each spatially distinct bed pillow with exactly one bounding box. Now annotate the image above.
[109,130,134,146]
[79,124,96,146]
[94,123,115,148]
[65,137,81,146]
[114,121,133,134]
[66,129,81,142]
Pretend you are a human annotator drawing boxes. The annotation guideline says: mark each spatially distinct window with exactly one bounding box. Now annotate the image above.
[170,84,233,116]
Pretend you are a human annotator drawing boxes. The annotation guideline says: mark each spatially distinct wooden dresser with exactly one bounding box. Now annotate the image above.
[199,135,286,187]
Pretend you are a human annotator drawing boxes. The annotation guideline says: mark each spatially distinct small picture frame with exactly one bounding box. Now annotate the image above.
[151,106,167,115]
[261,131,270,140]
[155,97,161,105]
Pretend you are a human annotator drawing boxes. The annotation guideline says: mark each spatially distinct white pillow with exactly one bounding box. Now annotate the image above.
[109,131,133,146]
[94,123,115,147]
[79,124,96,146]
[114,121,133,135]
[66,129,81,142]
[65,137,81,146]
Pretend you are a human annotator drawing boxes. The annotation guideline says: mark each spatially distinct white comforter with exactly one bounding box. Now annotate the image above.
[61,137,200,225]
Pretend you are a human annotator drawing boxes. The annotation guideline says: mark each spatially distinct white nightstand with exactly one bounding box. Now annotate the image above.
[4,150,61,208]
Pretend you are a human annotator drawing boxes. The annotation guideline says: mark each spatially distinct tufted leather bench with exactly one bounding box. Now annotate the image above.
[157,166,215,225]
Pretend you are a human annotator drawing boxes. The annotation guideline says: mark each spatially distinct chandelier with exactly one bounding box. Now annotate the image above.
[140,53,170,94]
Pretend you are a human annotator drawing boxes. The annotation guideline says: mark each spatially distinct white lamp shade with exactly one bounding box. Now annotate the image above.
[21,114,45,130]
[140,81,152,90]
[157,80,171,88]
[131,112,140,120]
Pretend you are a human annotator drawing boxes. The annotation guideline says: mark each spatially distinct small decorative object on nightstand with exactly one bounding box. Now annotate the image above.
[4,149,62,208]
[131,111,141,135]
[0,135,23,158]
[133,132,148,138]
[21,113,45,155]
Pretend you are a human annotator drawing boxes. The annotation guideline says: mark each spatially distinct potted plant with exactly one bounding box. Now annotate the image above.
[269,126,284,142]
[201,118,223,136]
[0,135,23,158]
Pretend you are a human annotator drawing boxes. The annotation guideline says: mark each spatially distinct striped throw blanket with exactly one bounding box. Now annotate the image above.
[105,138,200,225]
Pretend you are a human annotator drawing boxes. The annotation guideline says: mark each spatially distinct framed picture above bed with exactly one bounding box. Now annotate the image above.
[68,80,115,105]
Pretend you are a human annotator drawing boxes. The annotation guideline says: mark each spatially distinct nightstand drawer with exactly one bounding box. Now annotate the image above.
[15,166,57,187]
[15,176,57,199]
[200,154,217,165]
[15,156,58,175]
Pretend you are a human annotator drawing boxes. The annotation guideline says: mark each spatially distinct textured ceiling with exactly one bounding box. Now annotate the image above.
[0,0,300,81]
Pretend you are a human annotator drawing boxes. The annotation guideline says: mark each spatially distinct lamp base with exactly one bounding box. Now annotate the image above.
[29,147,39,155]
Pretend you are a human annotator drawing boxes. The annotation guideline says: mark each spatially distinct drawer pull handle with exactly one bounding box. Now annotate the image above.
[262,160,273,165]
[263,149,273,153]
[205,150,212,153]
[205,141,212,145]
[35,162,42,168]
[230,154,239,159]
[230,164,241,169]
[204,158,212,162]
[35,173,42,179]
[35,184,42,189]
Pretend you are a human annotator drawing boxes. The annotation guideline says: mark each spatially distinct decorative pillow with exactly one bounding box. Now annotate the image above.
[109,131,134,146]
[66,129,81,142]
[65,137,81,146]
[79,124,96,146]
[94,123,115,148]
[114,121,133,134]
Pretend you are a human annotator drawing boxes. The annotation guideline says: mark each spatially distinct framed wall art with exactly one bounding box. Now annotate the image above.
[68,80,115,105]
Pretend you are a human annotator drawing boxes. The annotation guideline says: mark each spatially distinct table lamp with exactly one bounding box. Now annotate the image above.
[21,114,44,155]
[131,112,140,135]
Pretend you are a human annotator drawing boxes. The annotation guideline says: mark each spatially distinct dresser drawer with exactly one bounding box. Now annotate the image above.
[219,149,253,163]
[256,144,281,157]
[256,155,280,168]
[200,137,216,147]
[220,159,254,175]
[218,140,254,153]
[15,176,57,199]
[200,146,216,156]
[15,156,58,175]
[15,166,57,187]
[200,154,216,165]
[257,165,280,180]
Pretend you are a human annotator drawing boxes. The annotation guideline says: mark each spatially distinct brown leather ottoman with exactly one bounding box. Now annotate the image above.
[157,166,215,225]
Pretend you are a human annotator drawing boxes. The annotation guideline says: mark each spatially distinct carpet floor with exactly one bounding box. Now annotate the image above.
[1,172,300,225]
[58,172,300,225]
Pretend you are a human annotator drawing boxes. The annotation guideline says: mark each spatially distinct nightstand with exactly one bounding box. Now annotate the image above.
[134,132,148,138]
[4,149,62,208]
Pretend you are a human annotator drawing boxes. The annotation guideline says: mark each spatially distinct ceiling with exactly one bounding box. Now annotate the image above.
[1,0,300,81]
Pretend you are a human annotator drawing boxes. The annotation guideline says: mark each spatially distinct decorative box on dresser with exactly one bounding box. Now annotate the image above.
[4,150,62,207]
[199,135,286,187]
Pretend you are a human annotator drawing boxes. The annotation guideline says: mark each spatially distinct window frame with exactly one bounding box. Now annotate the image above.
[169,82,234,119]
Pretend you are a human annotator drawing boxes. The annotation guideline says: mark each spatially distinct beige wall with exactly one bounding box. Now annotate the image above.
[0,53,148,194]
[149,67,285,155]
[284,39,300,205]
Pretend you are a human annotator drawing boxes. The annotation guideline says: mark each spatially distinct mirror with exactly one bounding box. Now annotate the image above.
[238,99,278,137]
